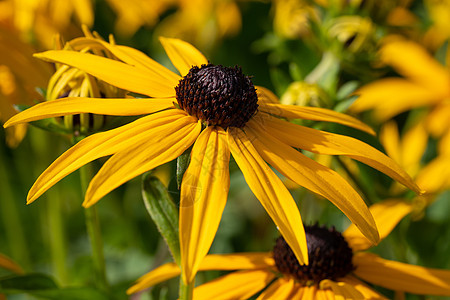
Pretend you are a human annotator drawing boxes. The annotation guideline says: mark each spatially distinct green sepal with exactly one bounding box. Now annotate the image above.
[30,117,73,134]
[142,173,181,266]
[0,273,110,300]
[176,146,192,189]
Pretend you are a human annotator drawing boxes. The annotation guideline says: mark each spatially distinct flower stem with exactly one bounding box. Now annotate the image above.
[179,278,194,300]
[79,164,109,292]
[46,189,68,285]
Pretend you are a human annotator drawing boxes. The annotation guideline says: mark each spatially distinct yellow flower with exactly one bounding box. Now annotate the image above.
[1,0,94,49]
[128,199,450,299]
[272,0,318,39]
[351,38,450,152]
[45,27,125,136]
[4,37,421,284]
[154,0,242,50]
[381,120,450,198]
[423,0,450,50]
[104,0,174,37]
[0,23,51,147]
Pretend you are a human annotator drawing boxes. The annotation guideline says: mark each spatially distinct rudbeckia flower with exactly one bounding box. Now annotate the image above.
[128,200,450,299]
[4,37,421,284]
[351,38,450,150]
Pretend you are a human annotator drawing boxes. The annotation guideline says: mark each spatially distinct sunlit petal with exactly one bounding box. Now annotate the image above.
[351,78,441,121]
[68,37,181,86]
[261,114,423,194]
[340,276,388,300]
[320,279,364,299]
[179,127,230,284]
[198,253,275,270]
[415,155,450,194]
[126,263,180,294]
[26,110,186,204]
[247,121,379,244]
[228,128,308,265]
[83,118,201,207]
[159,37,208,76]
[380,40,450,96]
[127,253,274,295]
[195,270,274,300]
[256,86,281,104]
[4,97,175,128]
[256,277,295,299]
[354,252,450,296]
[35,51,176,97]
[259,103,375,135]
[343,199,412,251]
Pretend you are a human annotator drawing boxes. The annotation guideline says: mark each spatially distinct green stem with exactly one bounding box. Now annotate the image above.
[29,128,68,284]
[79,164,108,291]
[46,189,68,285]
[0,143,30,269]
[179,278,194,300]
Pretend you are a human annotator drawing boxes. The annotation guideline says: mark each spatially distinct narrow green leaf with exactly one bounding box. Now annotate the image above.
[142,173,181,266]
[176,147,192,189]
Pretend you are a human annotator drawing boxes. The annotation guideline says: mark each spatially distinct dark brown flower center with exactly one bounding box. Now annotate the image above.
[273,224,354,285]
[175,64,258,128]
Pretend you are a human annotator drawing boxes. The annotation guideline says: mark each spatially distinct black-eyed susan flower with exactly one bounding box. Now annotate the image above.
[128,199,450,299]
[4,37,421,284]
[351,37,450,151]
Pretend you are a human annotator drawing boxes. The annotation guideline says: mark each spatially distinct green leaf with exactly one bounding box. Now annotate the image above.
[176,147,192,189]
[0,273,57,292]
[142,173,181,266]
[0,274,111,300]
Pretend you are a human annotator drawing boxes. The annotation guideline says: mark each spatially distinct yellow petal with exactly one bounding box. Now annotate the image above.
[260,103,375,135]
[126,262,180,294]
[198,252,275,270]
[84,118,201,207]
[379,121,401,164]
[415,155,450,194]
[256,86,281,104]
[228,128,308,265]
[0,253,24,274]
[340,276,389,300]
[68,37,181,86]
[247,121,379,245]
[179,127,230,284]
[302,285,319,299]
[26,110,187,204]
[343,199,412,251]
[261,114,423,195]
[34,51,176,97]
[127,252,274,294]
[4,97,175,128]
[426,102,450,138]
[195,270,275,300]
[380,40,450,97]
[351,78,441,121]
[320,279,364,299]
[159,37,208,76]
[256,277,295,299]
[400,122,428,170]
[354,252,450,296]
